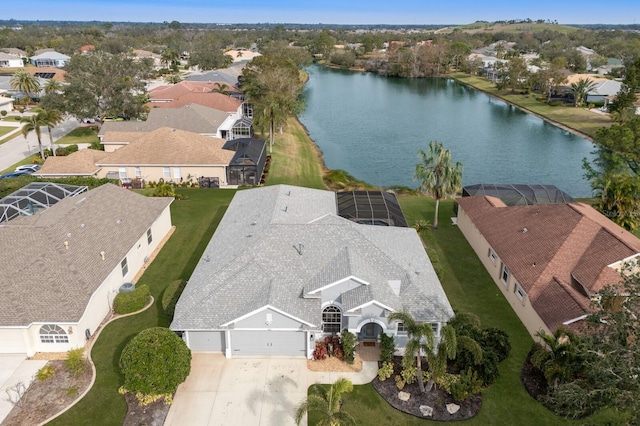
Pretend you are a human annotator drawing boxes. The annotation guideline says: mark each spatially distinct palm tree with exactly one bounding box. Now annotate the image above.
[388,311,433,393]
[35,108,63,157]
[161,48,180,70]
[531,328,582,389]
[21,113,46,160]
[294,378,355,426]
[414,141,463,228]
[211,82,230,95]
[43,79,63,95]
[10,70,41,104]
[570,78,597,107]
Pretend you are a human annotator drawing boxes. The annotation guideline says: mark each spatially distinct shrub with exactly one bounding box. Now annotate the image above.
[119,327,191,396]
[313,342,328,360]
[340,329,356,364]
[473,349,500,386]
[395,375,405,390]
[480,327,511,362]
[0,110,7,118]
[64,348,87,377]
[377,361,393,381]
[55,144,79,156]
[113,284,151,315]
[162,279,187,320]
[450,369,482,402]
[379,333,395,363]
[400,365,417,384]
[36,365,55,381]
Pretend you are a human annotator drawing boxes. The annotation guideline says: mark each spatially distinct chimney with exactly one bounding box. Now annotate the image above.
[100,251,105,260]
[64,241,69,250]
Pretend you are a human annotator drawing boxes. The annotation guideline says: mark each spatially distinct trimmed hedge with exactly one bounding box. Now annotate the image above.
[162,279,187,320]
[113,284,150,315]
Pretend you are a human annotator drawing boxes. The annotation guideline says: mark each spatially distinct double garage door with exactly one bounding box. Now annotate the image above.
[188,330,305,356]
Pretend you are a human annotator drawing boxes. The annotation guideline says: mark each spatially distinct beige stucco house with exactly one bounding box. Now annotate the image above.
[0,183,173,356]
[456,195,640,336]
[96,127,235,185]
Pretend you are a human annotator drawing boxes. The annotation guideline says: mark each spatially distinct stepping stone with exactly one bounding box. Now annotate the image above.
[398,391,410,401]
[447,403,460,414]
[420,405,433,417]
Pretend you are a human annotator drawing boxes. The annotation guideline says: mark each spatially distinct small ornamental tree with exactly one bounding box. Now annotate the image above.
[119,327,191,397]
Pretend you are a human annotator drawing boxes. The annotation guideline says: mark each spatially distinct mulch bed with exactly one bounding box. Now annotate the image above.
[371,358,481,421]
[520,349,548,401]
[122,393,171,426]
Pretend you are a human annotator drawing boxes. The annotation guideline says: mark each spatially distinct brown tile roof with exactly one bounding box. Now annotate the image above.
[0,184,172,326]
[149,81,240,99]
[148,92,242,113]
[35,149,108,176]
[457,196,640,330]
[26,66,67,82]
[97,127,234,166]
[100,132,146,143]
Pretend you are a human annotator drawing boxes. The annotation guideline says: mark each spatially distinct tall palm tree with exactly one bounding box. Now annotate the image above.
[43,78,63,95]
[10,70,41,104]
[35,108,63,157]
[570,78,597,107]
[531,328,582,389]
[21,113,45,160]
[295,378,355,426]
[211,82,230,95]
[414,141,463,228]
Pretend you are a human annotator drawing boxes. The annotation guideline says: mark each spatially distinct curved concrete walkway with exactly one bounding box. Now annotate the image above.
[164,354,377,426]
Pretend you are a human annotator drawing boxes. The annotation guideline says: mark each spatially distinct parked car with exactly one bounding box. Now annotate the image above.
[15,164,41,173]
[0,170,32,179]
[81,117,96,124]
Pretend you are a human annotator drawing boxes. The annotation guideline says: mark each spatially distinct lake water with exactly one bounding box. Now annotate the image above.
[299,65,597,198]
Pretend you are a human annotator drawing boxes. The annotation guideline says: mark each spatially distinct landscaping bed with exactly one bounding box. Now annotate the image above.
[371,357,481,421]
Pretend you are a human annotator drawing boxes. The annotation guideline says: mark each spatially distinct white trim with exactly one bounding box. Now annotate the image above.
[346,300,395,313]
[355,318,388,334]
[307,213,341,224]
[232,328,306,331]
[220,304,316,328]
[306,275,370,295]
[563,314,588,325]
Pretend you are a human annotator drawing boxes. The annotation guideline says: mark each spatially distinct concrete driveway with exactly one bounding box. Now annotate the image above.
[0,355,47,424]
[164,353,377,426]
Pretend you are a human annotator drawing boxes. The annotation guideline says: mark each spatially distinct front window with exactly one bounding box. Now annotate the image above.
[397,322,407,335]
[322,306,342,333]
[134,167,141,178]
[121,257,128,277]
[501,264,509,285]
[163,167,171,179]
[488,248,497,263]
[515,283,526,302]
[119,167,127,179]
[147,228,153,244]
[39,324,69,344]
[173,167,181,180]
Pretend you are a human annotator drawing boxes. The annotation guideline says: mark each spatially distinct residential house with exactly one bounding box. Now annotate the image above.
[29,50,71,68]
[562,74,623,103]
[98,104,248,141]
[132,49,162,68]
[456,194,640,336]
[0,52,23,68]
[0,183,173,355]
[0,95,13,113]
[35,149,108,177]
[224,48,261,63]
[171,185,454,358]
[1,48,27,59]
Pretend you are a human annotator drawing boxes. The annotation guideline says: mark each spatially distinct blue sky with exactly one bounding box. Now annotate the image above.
[4,0,639,25]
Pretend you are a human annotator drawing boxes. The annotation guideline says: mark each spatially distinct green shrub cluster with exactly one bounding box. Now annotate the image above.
[162,279,187,320]
[450,368,482,402]
[377,361,393,381]
[113,284,150,315]
[379,333,395,363]
[119,327,191,396]
[36,364,55,381]
[64,348,87,377]
[339,329,357,364]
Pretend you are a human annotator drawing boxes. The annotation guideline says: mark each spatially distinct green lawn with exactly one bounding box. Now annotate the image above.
[54,126,100,145]
[0,126,14,138]
[449,73,612,140]
[320,197,624,425]
[49,188,237,426]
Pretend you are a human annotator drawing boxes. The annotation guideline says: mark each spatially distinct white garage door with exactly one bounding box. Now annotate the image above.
[0,330,27,354]
[232,331,306,356]
[188,331,225,352]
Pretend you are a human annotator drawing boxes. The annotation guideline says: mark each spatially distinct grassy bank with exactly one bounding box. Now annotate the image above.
[54,126,100,145]
[449,73,611,140]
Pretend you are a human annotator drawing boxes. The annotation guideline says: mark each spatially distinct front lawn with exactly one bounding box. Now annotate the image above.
[49,188,237,426]
[54,126,100,145]
[324,197,624,425]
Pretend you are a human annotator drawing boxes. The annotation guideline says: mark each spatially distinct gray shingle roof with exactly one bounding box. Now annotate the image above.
[171,185,453,331]
[0,184,172,327]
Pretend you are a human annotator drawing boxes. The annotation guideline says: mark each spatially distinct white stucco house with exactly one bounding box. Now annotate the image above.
[0,52,24,68]
[171,185,454,358]
[0,183,173,356]
[29,51,71,68]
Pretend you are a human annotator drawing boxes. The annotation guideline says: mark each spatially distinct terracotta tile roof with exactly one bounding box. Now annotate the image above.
[26,67,67,82]
[35,149,107,176]
[149,81,240,99]
[96,127,234,166]
[148,92,242,112]
[457,196,640,330]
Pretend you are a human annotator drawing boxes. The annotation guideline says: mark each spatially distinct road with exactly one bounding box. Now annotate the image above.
[0,115,80,171]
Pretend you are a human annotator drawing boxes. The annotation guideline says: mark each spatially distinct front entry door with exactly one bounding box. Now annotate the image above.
[362,323,381,340]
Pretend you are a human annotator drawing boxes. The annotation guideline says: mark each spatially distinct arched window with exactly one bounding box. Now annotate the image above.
[322,306,342,333]
[39,324,69,344]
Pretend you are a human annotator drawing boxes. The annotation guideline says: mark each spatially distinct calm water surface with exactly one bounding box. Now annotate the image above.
[299,65,596,198]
